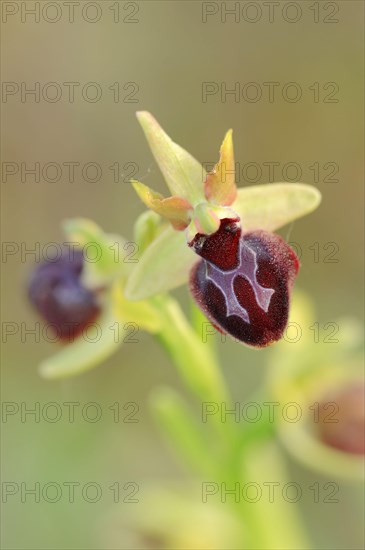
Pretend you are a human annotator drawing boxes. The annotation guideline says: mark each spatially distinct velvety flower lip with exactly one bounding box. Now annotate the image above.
[125,112,321,302]
[189,221,300,347]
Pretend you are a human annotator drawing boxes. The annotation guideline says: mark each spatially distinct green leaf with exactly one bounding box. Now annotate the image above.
[136,111,206,206]
[232,183,321,232]
[124,225,197,300]
[39,308,122,379]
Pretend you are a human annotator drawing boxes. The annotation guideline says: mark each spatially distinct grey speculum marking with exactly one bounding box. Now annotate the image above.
[205,238,275,324]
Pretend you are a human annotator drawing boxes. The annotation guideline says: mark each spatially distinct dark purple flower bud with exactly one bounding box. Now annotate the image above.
[189,219,299,347]
[317,381,365,455]
[27,249,101,342]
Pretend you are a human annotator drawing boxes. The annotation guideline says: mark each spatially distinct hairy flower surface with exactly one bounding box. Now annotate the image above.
[190,219,299,346]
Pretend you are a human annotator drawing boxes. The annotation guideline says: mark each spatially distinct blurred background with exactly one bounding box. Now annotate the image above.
[2,1,364,548]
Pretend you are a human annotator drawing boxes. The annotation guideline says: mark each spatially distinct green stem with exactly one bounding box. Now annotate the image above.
[152,295,228,401]
[153,294,237,448]
[152,293,310,549]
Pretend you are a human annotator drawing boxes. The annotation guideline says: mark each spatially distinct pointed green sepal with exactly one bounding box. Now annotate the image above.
[232,183,321,232]
[136,111,206,206]
[204,129,237,206]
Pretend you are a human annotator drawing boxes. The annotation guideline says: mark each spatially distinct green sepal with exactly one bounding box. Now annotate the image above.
[39,306,123,379]
[137,111,206,206]
[233,183,321,231]
[124,225,197,301]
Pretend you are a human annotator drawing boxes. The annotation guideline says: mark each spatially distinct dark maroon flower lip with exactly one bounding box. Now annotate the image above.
[28,248,102,342]
[188,218,242,271]
[189,219,299,348]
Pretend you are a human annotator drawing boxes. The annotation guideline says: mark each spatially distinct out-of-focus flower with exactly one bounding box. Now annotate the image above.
[267,292,364,479]
[317,380,365,455]
[28,218,162,379]
[28,248,101,342]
